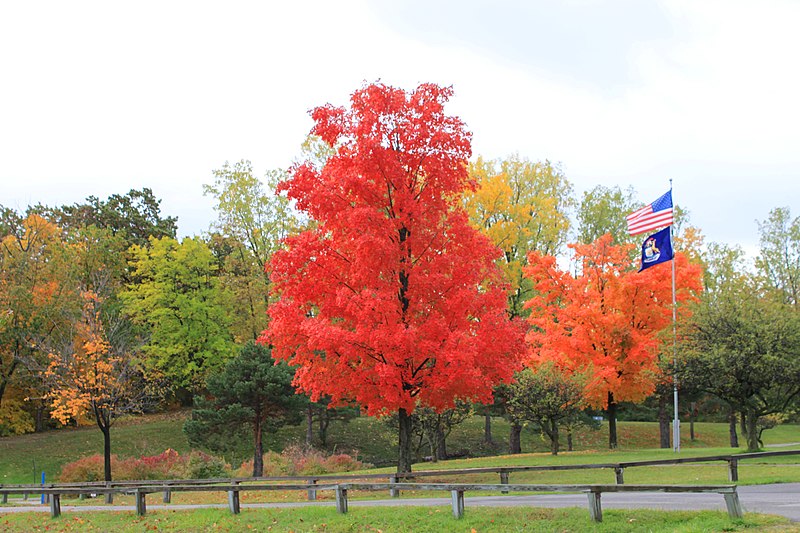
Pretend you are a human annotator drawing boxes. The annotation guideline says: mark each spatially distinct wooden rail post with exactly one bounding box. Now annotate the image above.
[307,479,317,501]
[586,489,602,522]
[450,489,465,518]
[105,482,113,504]
[389,475,399,498]
[724,490,743,518]
[2,492,7,504]
[228,483,240,515]
[500,471,509,494]
[163,486,172,503]
[728,459,739,482]
[49,493,61,518]
[335,486,348,513]
[614,467,625,484]
[135,489,147,516]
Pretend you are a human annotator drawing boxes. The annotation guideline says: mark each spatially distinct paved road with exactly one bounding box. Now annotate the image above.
[3,483,799,522]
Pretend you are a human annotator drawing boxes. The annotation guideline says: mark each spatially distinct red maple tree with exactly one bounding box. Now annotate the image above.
[262,82,525,472]
[524,234,703,448]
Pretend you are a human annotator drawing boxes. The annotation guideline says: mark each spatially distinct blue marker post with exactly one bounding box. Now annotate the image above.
[40,471,46,504]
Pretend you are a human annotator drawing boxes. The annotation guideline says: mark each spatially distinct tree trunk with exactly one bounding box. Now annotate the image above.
[745,409,760,452]
[567,427,574,452]
[607,392,618,450]
[305,405,314,446]
[740,410,747,438]
[509,423,522,454]
[397,408,413,473]
[319,412,331,448]
[658,392,670,448]
[729,409,739,448]
[94,406,112,482]
[253,417,264,477]
[549,418,559,456]
[435,426,447,461]
[484,414,493,444]
[689,402,697,441]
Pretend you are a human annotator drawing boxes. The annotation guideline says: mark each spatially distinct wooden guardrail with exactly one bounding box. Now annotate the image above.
[0,481,742,523]
[1,449,795,518]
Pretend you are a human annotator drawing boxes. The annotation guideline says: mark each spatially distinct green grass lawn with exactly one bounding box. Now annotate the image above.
[1,411,799,485]
[0,506,794,533]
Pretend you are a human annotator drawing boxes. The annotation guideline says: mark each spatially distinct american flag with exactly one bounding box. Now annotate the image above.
[626,190,673,236]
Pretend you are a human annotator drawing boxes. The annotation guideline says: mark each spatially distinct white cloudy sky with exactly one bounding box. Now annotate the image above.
[1,0,798,256]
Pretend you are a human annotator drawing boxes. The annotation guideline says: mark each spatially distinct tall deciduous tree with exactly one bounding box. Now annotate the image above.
[264,82,525,473]
[756,207,799,309]
[203,160,299,342]
[0,215,74,412]
[45,291,154,482]
[576,185,639,245]
[524,234,702,448]
[122,236,236,396]
[463,154,574,449]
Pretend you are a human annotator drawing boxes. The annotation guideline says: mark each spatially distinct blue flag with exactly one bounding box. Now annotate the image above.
[639,226,673,272]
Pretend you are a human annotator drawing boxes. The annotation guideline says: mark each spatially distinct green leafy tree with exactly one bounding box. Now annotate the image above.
[502,363,587,455]
[30,188,177,248]
[576,185,639,245]
[679,272,800,451]
[183,342,303,477]
[756,207,799,309]
[203,160,299,342]
[122,236,236,396]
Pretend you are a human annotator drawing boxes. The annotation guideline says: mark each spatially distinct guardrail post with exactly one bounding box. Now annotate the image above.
[228,483,240,515]
[389,475,399,498]
[614,467,625,484]
[500,471,509,494]
[307,479,317,501]
[728,459,739,482]
[586,489,602,522]
[2,492,7,504]
[450,489,465,518]
[723,489,743,519]
[49,493,61,518]
[105,482,113,504]
[335,485,348,514]
[135,489,147,516]
[163,486,171,503]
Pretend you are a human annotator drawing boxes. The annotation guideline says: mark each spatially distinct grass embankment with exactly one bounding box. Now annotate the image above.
[0,506,794,533]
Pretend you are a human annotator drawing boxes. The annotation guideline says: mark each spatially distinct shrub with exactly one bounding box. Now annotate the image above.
[58,449,231,482]
[234,445,371,477]
[59,455,111,482]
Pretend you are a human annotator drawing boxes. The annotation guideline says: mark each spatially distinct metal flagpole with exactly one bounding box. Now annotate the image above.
[671,179,680,452]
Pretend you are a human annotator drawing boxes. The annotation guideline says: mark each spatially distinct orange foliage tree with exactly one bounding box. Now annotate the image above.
[263,82,525,472]
[46,291,153,482]
[524,234,703,448]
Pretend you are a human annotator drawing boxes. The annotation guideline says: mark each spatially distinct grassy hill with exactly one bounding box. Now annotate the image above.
[2,411,799,484]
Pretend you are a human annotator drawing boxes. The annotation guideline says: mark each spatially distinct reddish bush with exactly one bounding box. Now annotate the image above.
[58,449,231,482]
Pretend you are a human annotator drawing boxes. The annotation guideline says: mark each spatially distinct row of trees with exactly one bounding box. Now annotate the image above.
[2,82,799,478]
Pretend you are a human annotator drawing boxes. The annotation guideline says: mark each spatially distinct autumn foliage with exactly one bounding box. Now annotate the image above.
[524,234,703,446]
[263,83,525,469]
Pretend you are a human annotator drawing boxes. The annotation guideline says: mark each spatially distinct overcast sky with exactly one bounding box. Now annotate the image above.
[2,0,798,257]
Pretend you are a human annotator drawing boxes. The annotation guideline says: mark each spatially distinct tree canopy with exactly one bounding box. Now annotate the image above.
[264,82,525,472]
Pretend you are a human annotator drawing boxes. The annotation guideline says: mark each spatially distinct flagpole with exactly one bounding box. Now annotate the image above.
[671,179,680,452]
